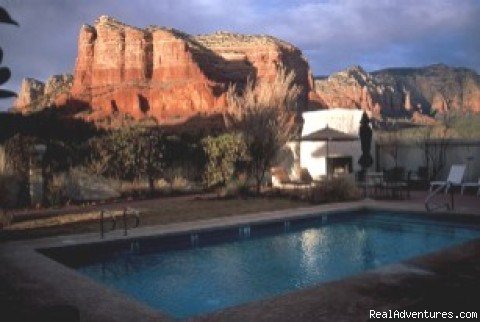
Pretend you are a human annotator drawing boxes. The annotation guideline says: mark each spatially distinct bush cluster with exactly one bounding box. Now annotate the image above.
[309,177,361,204]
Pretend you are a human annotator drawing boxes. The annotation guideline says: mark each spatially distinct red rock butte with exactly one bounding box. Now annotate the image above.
[57,15,312,122]
[14,16,480,124]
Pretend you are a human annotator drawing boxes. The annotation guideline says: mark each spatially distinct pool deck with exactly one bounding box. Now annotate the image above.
[1,197,480,321]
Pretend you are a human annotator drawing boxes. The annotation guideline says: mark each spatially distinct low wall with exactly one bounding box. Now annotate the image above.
[376,140,480,181]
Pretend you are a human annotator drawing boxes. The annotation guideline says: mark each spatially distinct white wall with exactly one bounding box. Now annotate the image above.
[376,141,480,181]
[300,108,365,180]
[300,140,362,179]
[276,109,373,181]
[275,141,300,180]
[302,108,364,136]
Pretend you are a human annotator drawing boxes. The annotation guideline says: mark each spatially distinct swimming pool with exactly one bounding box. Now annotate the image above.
[42,210,480,318]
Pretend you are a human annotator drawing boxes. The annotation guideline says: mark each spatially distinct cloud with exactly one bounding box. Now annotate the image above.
[0,0,479,109]
[261,0,480,73]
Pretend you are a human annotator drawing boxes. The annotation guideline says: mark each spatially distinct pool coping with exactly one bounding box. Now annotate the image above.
[1,199,480,321]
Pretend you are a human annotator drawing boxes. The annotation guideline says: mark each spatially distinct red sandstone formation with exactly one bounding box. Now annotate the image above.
[14,74,72,112]
[312,66,420,118]
[373,64,480,114]
[14,16,480,123]
[312,64,480,117]
[64,16,312,122]
[14,78,45,110]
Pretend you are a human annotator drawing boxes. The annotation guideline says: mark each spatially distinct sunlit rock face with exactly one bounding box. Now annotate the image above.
[373,64,480,114]
[14,78,45,110]
[312,64,480,117]
[16,16,479,123]
[312,66,392,117]
[66,16,312,122]
[14,75,73,112]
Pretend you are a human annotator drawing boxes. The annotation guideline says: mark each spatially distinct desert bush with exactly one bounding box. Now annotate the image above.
[171,176,191,191]
[226,67,300,193]
[0,173,22,209]
[2,135,35,206]
[156,178,170,189]
[66,167,120,202]
[222,176,251,198]
[299,168,313,183]
[163,134,205,182]
[3,134,35,178]
[45,172,69,206]
[451,111,480,139]
[163,166,188,184]
[201,133,247,188]
[0,173,21,227]
[3,134,82,206]
[88,126,165,192]
[45,167,120,206]
[310,177,361,204]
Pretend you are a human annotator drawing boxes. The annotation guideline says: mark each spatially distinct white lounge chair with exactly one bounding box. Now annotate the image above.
[461,178,480,196]
[429,164,466,194]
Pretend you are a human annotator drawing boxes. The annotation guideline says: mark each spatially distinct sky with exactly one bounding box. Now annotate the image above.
[1,0,479,110]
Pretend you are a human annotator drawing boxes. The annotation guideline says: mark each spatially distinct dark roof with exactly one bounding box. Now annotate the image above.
[301,127,358,141]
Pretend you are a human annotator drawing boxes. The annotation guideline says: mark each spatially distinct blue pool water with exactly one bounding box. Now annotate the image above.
[49,212,480,318]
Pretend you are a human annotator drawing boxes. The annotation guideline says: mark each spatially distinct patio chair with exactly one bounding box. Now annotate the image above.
[270,167,313,189]
[360,171,384,198]
[425,164,466,212]
[429,164,466,194]
[383,167,409,199]
[461,178,480,196]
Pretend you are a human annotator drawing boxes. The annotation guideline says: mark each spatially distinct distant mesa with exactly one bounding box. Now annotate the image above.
[14,74,73,112]
[13,16,480,126]
[311,64,480,117]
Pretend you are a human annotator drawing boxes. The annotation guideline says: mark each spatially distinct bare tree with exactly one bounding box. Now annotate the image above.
[377,121,401,169]
[418,111,456,180]
[226,67,301,194]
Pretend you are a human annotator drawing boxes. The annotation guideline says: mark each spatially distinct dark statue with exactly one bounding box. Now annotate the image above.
[358,111,373,170]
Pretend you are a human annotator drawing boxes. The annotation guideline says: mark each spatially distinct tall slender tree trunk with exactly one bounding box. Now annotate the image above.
[148,174,155,195]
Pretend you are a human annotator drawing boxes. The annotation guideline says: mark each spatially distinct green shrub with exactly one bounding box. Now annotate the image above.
[3,136,35,200]
[163,167,187,184]
[162,135,205,182]
[310,177,361,204]
[202,133,247,188]
[88,127,165,192]
[217,177,251,198]
[0,174,22,209]
[45,172,69,206]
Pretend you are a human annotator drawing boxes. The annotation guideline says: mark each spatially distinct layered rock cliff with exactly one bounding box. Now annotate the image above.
[14,78,45,110]
[14,74,73,112]
[15,16,311,122]
[14,16,480,122]
[372,64,480,114]
[312,64,480,117]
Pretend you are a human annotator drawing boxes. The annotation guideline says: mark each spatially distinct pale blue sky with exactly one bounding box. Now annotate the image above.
[1,0,479,109]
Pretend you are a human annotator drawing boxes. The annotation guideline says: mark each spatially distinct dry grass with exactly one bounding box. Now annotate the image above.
[0,196,309,241]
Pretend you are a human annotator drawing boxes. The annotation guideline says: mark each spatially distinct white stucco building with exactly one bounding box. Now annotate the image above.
[299,108,364,180]
[276,108,365,182]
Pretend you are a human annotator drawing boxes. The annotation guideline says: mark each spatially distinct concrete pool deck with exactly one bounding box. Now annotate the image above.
[1,198,480,321]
